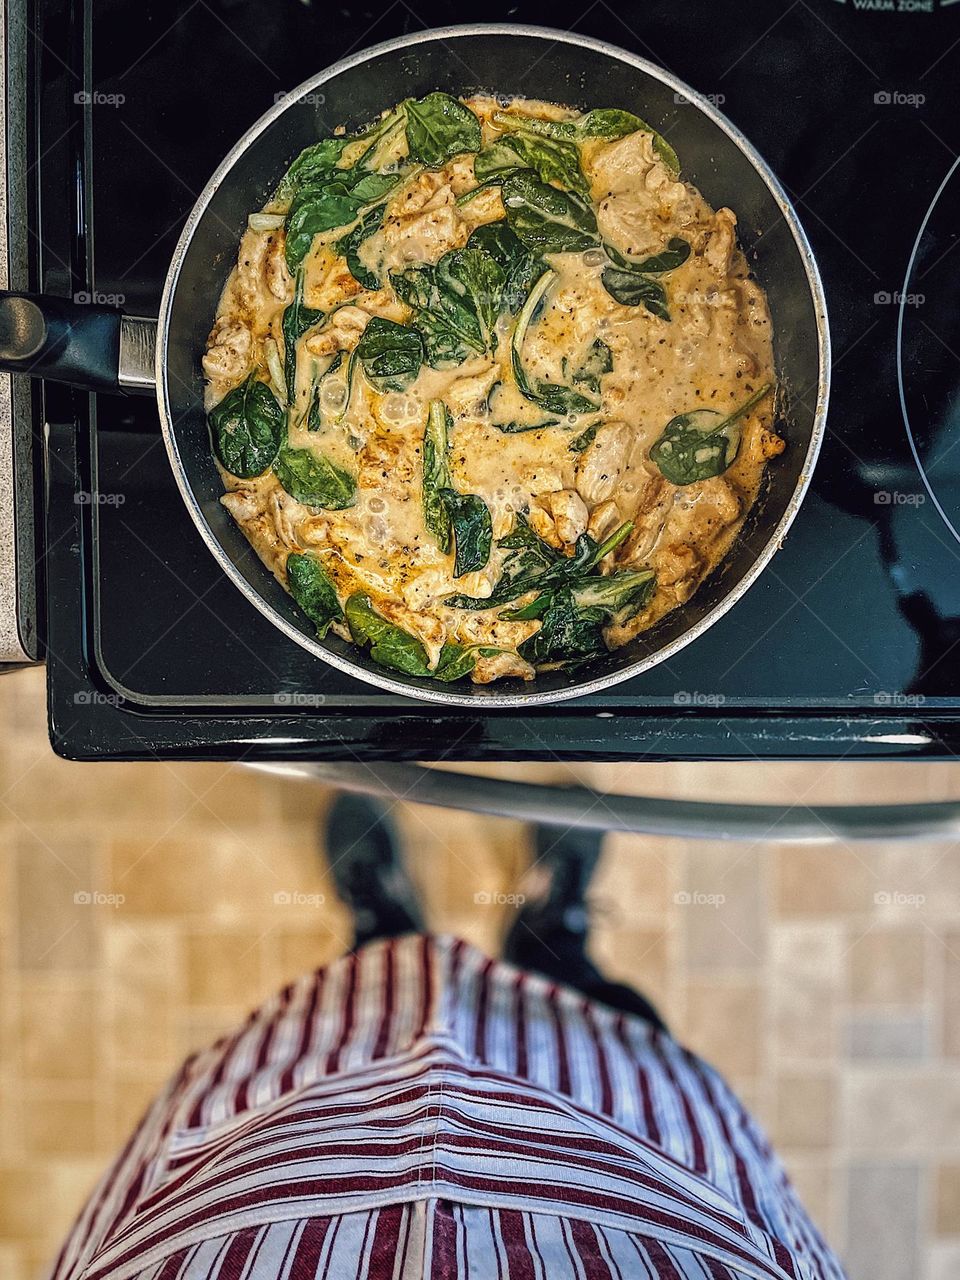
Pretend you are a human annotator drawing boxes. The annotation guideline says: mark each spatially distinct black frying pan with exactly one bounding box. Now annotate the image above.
[0,25,830,708]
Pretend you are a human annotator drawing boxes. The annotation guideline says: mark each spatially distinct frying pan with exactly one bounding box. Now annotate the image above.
[0,25,830,708]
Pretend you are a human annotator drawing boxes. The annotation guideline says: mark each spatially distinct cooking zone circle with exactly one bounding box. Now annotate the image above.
[898,154,960,544]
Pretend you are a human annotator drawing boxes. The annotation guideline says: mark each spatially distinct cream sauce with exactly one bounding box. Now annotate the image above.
[204,95,781,683]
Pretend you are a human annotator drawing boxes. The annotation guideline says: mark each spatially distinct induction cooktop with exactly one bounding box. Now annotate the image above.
[17,0,960,759]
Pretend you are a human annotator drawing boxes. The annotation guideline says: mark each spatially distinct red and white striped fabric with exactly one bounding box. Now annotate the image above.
[50,935,846,1280]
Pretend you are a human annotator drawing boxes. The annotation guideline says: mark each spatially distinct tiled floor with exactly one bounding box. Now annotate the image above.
[1,665,959,1279]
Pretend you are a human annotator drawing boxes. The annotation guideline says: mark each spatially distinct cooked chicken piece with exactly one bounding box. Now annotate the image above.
[445,364,499,418]
[376,597,446,667]
[588,131,700,261]
[220,487,262,524]
[220,497,284,578]
[704,208,738,281]
[203,317,252,384]
[471,651,536,683]
[542,489,588,545]
[657,543,702,595]
[268,487,313,546]
[575,422,633,505]
[587,498,622,544]
[527,504,563,549]
[264,234,292,302]
[305,306,371,357]
[298,514,332,547]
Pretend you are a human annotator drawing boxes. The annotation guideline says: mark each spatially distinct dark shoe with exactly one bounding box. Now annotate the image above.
[503,825,666,1030]
[323,793,424,949]
[502,824,604,972]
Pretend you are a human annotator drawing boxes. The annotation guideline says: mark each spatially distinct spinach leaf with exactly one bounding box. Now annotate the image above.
[276,136,351,200]
[285,182,365,272]
[601,267,670,318]
[493,107,680,176]
[600,238,688,317]
[501,171,599,255]
[441,489,493,577]
[433,641,509,682]
[511,270,600,416]
[355,316,424,391]
[404,92,481,168]
[392,246,501,366]
[472,139,524,186]
[649,383,772,486]
[421,401,493,573]
[421,400,453,553]
[568,421,600,453]
[284,171,401,273]
[274,444,356,509]
[489,125,589,197]
[446,515,633,611]
[436,247,504,346]
[282,274,324,404]
[607,237,690,275]
[335,203,386,290]
[286,552,343,638]
[508,566,655,667]
[466,221,544,314]
[567,338,613,395]
[209,375,284,478]
[344,593,432,677]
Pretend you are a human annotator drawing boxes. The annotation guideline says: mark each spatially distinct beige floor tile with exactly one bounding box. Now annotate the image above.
[774,844,876,918]
[772,923,845,1061]
[844,1070,960,1154]
[14,834,98,971]
[102,920,182,1072]
[773,1072,836,1149]
[944,929,960,1060]
[849,925,927,1006]
[679,979,763,1080]
[17,977,99,1084]
[184,927,269,1006]
[21,1091,102,1158]
[590,925,671,1014]
[680,841,767,970]
[934,1162,960,1237]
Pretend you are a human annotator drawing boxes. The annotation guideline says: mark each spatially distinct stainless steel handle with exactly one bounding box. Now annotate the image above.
[250,761,960,841]
[118,315,157,392]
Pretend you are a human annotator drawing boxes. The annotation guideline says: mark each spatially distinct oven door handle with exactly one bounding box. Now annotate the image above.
[0,291,155,393]
[250,761,960,841]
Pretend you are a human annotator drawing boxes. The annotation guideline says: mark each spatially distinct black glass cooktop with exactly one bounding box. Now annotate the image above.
[33,0,960,759]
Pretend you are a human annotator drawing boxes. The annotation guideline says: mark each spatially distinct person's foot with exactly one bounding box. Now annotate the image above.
[323,793,424,949]
[502,825,604,976]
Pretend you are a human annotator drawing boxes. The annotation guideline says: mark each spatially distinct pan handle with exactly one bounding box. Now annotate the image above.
[0,291,156,394]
